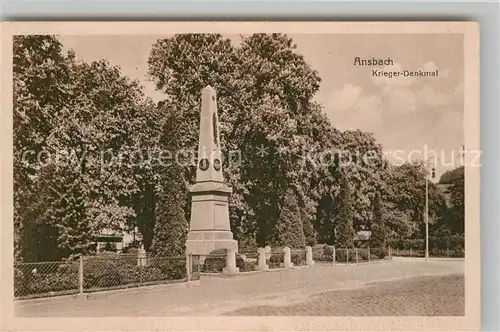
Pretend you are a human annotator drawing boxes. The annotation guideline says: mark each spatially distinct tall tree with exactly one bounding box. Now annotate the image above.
[147,33,331,249]
[370,191,386,248]
[151,106,189,256]
[315,194,336,244]
[50,169,94,257]
[13,35,73,261]
[439,166,464,185]
[335,175,355,248]
[448,167,464,234]
[151,163,188,256]
[382,162,448,239]
[13,36,152,260]
[339,130,386,232]
[436,166,464,235]
[271,189,306,248]
[301,208,317,246]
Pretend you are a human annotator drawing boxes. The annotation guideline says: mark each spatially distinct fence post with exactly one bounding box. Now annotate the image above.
[332,246,336,265]
[223,249,239,274]
[264,246,271,260]
[186,253,192,282]
[283,247,293,268]
[306,246,314,266]
[389,246,392,259]
[410,248,413,257]
[346,248,349,265]
[397,248,399,256]
[355,248,359,265]
[368,247,371,262]
[258,247,269,271]
[78,256,84,294]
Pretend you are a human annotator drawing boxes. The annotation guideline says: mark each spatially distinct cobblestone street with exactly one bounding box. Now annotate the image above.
[223,275,464,316]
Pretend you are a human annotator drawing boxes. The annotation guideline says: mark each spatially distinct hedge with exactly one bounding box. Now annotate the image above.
[202,248,253,272]
[264,249,306,267]
[312,244,333,262]
[387,235,464,252]
[267,253,283,268]
[14,262,79,297]
[14,253,188,297]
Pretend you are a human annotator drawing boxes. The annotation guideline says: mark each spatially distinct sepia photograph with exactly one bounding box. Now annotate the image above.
[1,22,480,331]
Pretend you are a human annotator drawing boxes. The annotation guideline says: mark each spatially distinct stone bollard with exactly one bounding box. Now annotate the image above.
[283,247,294,268]
[306,246,314,266]
[264,246,271,260]
[223,249,239,274]
[258,247,269,271]
[130,248,147,267]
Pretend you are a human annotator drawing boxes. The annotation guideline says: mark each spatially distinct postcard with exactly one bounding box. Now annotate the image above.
[1,21,480,331]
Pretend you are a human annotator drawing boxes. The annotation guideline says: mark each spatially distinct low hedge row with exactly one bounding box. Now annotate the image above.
[14,254,187,297]
[14,262,79,297]
[202,248,256,273]
[265,250,306,268]
[82,257,186,289]
[312,244,388,262]
[387,235,464,251]
[430,248,465,257]
[392,248,464,258]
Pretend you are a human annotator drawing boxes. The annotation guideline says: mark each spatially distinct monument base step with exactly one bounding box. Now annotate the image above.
[185,238,238,256]
[222,266,240,275]
[186,230,235,241]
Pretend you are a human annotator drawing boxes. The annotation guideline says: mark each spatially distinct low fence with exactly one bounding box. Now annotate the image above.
[266,248,308,268]
[82,255,187,292]
[14,254,188,299]
[239,251,259,272]
[312,245,391,265]
[388,236,465,258]
[15,245,396,300]
[391,248,464,258]
[14,260,80,299]
[192,251,259,275]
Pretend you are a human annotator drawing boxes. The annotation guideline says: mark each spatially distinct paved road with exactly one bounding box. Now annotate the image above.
[223,275,464,316]
[16,260,464,317]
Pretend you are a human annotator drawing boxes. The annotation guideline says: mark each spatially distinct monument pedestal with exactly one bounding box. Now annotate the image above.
[185,181,238,255]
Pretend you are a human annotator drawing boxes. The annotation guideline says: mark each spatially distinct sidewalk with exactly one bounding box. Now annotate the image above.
[15,259,464,317]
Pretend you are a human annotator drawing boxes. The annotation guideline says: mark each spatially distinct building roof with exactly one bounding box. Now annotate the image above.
[94,234,123,243]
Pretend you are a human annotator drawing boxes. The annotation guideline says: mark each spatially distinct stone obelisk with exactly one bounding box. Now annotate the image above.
[185,86,238,255]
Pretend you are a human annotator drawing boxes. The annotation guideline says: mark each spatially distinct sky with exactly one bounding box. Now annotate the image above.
[58,33,464,179]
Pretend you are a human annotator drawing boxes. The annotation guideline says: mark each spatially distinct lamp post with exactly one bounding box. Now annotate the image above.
[424,156,436,263]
